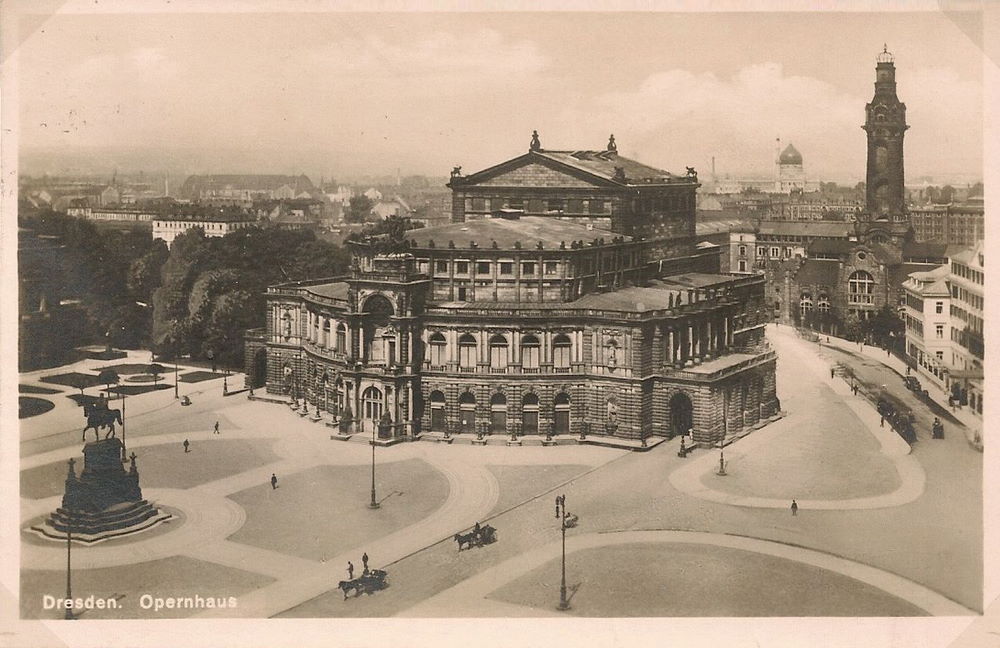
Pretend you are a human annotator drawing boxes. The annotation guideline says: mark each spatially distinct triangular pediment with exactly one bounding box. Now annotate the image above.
[458,153,617,189]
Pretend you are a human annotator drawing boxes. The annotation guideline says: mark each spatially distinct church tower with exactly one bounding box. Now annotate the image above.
[863,45,908,219]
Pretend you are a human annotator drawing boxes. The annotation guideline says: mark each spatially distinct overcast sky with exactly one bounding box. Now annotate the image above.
[14,9,984,182]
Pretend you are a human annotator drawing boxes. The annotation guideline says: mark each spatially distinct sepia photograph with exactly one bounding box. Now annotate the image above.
[1,2,995,647]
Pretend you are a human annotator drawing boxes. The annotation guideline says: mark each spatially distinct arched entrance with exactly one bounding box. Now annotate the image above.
[253,348,267,388]
[430,390,446,432]
[669,391,693,437]
[522,393,539,434]
[459,392,476,434]
[554,392,571,434]
[362,386,384,424]
[490,393,507,434]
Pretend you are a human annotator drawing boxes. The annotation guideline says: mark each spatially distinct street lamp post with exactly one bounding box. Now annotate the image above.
[223,366,229,395]
[64,527,74,620]
[558,497,570,611]
[369,422,380,509]
[174,357,179,399]
[119,388,127,462]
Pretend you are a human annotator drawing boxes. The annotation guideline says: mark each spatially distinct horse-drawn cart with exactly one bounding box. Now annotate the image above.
[338,569,389,599]
[454,524,498,551]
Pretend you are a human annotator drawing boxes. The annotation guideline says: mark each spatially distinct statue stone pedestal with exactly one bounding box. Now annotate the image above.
[30,438,171,543]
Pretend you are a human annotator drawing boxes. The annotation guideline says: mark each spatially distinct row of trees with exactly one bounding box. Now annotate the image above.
[151,226,351,367]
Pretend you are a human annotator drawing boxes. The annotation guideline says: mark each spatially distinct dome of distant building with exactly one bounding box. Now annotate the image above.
[779,143,803,165]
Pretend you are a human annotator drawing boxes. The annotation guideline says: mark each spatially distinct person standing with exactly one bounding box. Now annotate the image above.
[347,561,354,580]
[362,552,369,571]
[791,499,798,516]
[271,473,278,489]
[214,421,220,435]
[183,439,190,453]
[879,415,884,428]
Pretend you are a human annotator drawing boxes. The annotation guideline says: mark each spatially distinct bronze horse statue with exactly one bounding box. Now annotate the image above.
[82,402,122,442]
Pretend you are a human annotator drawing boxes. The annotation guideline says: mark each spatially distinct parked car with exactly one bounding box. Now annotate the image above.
[903,376,921,392]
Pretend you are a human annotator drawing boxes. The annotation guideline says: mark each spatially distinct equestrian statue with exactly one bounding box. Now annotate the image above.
[82,395,122,442]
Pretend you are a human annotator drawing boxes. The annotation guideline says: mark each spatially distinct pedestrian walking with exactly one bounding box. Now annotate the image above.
[214,421,220,435]
[270,473,278,489]
[791,499,798,516]
[830,367,835,379]
[879,416,884,428]
[183,439,190,453]
[362,552,369,571]
[347,561,354,579]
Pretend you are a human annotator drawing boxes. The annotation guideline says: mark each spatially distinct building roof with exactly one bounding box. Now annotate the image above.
[778,143,803,165]
[795,259,839,286]
[758,221,853,238]
[902,239,948,259]
[405,216,629,250]
[695,219,746,235]
[179,174,314,198]
[305,282,349,301]
[807,239,855,256]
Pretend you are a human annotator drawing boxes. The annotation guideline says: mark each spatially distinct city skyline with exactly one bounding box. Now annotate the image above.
[14,10,983,182]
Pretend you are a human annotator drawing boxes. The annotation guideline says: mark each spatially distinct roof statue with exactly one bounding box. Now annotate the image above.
[607,134,617,153]
[530,130,541,152]
[877,44,894,64]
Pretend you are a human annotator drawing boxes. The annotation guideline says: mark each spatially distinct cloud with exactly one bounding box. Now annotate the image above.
[308,28,548,79]
[558,62,980,180]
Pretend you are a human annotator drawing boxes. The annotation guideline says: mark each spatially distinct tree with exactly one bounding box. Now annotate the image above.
[127,239,170,303]
[939,185,956,204]
[148,363,165,388]
[345,195,374,223]
[97,368,120,399]
[969,181,983,198]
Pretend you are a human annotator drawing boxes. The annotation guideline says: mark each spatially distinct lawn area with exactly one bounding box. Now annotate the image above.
[100,384,173,396]
[39,372,101,390]
[19,384,62,394]
[487,542,925,616]
[21,438,280,500]
[90,363,158,375]
[486,464,591,517]
[227,459,449,562]
[19,397,55,419]
[179,371,227,383]
[20,556,273,619]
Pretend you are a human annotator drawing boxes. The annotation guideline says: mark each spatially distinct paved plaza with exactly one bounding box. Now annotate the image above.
[18,328,982,618]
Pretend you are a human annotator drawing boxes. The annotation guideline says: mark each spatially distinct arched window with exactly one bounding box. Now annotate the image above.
[817,293,830,312]
[553,392,571,434]
[362,386,383,421]
[799,292,813,315]
[429,332,447,367]
[336,322,347,352]
[322,318,331,346]
[459,333,477,369]
[522,392,539,434]
[553,334,572,370]
[489,334,509,369]
[520,334,540,369]
[429,390,446,431]
[849,270,875,304]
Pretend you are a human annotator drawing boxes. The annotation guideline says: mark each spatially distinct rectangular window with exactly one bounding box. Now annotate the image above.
[544,262,559,276]
[521,262,536,276]
[527,198,545,213]
[935,301,943,314]
[935,351,944,360]
[738,245,747,256]
[547,199,564,212]
[757,247,766,257]
[471,197,486,211]
[770,247,779,258]
[567,199,585,213]
[435,260,448,273]
[457,286,467,301]
[588,199,606,214]
[936,324,944,339]
[738,260,747,272]
[477,261,491,275]
[500,262,513,275]
[507,198,524,210]
[455,261,469,274]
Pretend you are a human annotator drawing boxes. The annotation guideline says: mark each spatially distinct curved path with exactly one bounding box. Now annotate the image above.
[669,325,926,510]
[399,529,974,617]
